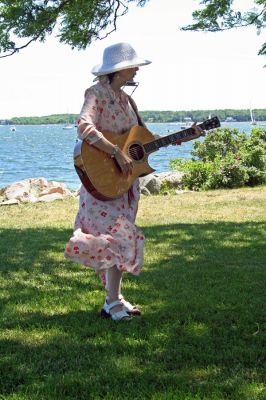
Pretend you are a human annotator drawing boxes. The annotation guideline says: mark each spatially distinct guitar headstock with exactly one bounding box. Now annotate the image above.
[200,117,220,131]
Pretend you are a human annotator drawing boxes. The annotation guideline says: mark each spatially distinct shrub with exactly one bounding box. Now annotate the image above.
[170,159,214,191]
[204,154,248,190]
[191,128,248,162]
[169,127,266,190]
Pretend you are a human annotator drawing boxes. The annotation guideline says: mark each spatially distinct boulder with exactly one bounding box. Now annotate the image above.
[139,175,161,195]
[154,171,184,188]
[139,171,184,195]
[4,180,31,201]
[0,177,75,206]
[38,193,65,202]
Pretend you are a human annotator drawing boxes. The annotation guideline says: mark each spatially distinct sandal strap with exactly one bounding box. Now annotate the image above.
[103,299,123,313]
[111,309,131,321]
[120,298,134,311]
[119,295,138,312]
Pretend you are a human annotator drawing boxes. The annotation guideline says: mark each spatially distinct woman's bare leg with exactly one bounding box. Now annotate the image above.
[105,266,123,314]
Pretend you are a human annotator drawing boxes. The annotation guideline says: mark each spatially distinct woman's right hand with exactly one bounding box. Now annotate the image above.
[90,136,133,175]
[114,149,133,175]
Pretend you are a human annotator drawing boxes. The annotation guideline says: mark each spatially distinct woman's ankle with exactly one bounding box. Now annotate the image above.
[106,294,119,304]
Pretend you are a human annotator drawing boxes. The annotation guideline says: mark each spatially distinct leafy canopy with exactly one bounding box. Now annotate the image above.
[0,0,265,58]
[0,0,148,58]
[182,0,266,56]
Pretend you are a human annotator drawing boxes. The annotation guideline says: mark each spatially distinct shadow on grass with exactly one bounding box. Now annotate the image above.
[0,222,265,399]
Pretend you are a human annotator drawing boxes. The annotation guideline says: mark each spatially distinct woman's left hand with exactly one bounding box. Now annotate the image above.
[192,122,204,138]
[172,122,204,146]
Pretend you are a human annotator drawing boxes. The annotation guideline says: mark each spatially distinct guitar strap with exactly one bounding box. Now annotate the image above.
[128,95,144,127]
[127,95,144,204]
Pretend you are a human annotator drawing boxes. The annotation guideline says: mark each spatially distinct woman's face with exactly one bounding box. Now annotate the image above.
[118,67,139,83]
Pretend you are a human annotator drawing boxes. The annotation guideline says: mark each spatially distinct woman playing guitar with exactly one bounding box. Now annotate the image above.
[64,42,203,321]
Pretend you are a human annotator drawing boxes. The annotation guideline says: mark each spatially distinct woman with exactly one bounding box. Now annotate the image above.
[65,42,152,321]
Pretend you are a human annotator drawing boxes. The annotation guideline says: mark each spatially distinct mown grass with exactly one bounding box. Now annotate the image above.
[0,187,265,400]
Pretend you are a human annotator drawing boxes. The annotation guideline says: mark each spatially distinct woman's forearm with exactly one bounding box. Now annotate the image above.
[86,136,120,158]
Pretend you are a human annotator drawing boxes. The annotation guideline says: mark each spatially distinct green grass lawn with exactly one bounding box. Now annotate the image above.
[0,187,265,400]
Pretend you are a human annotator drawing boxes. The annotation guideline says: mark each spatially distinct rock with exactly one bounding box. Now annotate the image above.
[154,171,184,188]
[0,171,187,205]
[139,175,161,195]
[19,193,39,203]
[140,187,151,196]
[0,177,75,206]
[175,189,192,195]
[0,199,20,206]
[5,180,31,201]
[39,186,64,196]
[139,171,184,195]
[37,193,65,202]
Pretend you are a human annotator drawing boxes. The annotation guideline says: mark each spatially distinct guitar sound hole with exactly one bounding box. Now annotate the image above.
[128,143,145,161]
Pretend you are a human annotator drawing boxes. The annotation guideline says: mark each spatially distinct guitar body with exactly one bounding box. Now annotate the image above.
[74,125,155,201]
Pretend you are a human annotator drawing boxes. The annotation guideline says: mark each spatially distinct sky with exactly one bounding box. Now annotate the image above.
[0,0,265,118]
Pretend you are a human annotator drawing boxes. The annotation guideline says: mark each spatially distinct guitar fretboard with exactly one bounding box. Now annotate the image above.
[143,126,198,153]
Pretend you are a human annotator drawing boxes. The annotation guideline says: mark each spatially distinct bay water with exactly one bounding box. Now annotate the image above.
[0,122,256,190]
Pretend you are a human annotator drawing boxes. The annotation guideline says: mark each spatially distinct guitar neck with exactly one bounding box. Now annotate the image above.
[143,124,204,154]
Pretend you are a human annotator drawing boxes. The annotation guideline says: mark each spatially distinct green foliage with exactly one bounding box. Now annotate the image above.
[182,0,266,57]
[0,0,148,57]
[205,154,249,190]
[170,127,266,190]
[191,128,248,161]
[169,159,214,191]
[0,0,265,61]
[9,113,78,125]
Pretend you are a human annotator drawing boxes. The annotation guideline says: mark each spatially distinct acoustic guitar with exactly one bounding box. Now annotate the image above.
[74,116,220,201]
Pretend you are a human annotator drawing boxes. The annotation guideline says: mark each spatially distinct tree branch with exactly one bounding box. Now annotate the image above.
[0,0,70,58]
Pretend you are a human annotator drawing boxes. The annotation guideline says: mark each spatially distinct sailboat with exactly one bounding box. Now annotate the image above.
[62,124,74,130]
[180,117,193,129]
[250,109,257,125]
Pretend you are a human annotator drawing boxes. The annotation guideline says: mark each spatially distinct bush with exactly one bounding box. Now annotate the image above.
[204,154,248,190]
[171,159,214,191]
[191,127,248,162]
[169,127,266,191]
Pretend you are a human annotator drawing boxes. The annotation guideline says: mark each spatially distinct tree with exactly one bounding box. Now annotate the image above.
[1,0,265,59]
[0,0,147,58]
[182,0,266,57]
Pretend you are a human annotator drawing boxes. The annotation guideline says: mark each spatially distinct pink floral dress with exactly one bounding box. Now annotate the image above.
[64,82,145,285]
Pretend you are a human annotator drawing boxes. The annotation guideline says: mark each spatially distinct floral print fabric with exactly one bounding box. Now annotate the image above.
[64,82,145,279]
[77,82,140,143]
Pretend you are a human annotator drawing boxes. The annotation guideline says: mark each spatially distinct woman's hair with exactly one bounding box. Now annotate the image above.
[97,73,117,85]
[107,72,116,83]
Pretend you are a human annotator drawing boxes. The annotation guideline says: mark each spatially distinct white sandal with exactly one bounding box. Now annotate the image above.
[119,295,141,315]
[100,300,132,321]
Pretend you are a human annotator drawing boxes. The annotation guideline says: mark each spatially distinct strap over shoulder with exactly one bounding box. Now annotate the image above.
[127,95,144,127]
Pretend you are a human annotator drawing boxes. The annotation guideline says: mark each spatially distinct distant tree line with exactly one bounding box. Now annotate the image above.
[141,109,266,123]
[5,114,78,125]
[1,109,266,125]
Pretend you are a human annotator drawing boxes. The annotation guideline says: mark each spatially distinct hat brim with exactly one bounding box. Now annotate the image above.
[91,58,151,76]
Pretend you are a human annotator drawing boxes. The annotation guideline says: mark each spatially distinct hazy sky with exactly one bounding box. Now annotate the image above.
[0,0,265,118]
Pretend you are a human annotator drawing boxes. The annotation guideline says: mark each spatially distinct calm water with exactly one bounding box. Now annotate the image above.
[0,121,258,190]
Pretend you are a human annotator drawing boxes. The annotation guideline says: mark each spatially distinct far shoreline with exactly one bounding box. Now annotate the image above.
[1,108,266,125]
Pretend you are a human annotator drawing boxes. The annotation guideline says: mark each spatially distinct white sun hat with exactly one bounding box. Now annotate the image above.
[91,42,151,77]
